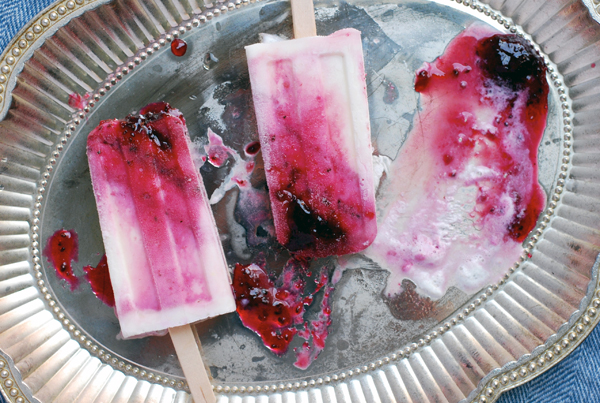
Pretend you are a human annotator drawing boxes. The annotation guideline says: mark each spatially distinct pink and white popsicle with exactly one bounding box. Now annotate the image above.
[87,102,235,338]
[245,27,377,258]
[87,102,234,403]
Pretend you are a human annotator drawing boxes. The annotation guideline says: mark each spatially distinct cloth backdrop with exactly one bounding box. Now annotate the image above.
[0,0,599,402]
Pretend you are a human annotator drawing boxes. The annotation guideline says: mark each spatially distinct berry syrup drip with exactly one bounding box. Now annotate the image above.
[205,128,235,168]
[171,38,187,57]
[68,92,90,110]
[43,229,79,290]
[413,30,547,243]
[477,35,546,92]
[244,141,261,156]
[293,281,333,369]
[233,259,308,355]
[83,255,115,307]
[44,229,116,306]
[233,259,332,367]
[205,130,263,204]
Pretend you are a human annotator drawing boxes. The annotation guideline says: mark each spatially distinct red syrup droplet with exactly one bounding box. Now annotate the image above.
[83,255,115,307]
[171,39,187,57]
[244,141,261,156]
[43,229,79,290]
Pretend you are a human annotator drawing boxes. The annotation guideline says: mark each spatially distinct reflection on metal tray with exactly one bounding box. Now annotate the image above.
[0,0,599,402]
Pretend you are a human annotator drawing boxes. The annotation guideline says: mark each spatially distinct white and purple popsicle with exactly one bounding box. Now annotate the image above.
[245,28,377,258]
[87,102,235,339]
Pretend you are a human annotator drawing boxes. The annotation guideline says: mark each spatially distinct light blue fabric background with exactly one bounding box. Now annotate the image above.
[1,1,599,402]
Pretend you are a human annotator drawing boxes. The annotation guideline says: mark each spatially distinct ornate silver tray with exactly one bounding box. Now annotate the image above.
[1,0,600,402]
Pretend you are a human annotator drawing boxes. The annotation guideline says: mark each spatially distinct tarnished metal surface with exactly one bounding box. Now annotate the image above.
[0,0,599,402]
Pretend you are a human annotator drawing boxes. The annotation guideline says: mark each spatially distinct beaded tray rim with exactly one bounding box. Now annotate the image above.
[0,0,596,402]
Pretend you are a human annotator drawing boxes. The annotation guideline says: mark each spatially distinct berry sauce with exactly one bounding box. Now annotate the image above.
[293,282,333,369]
[43,229,79,290]
[44,229,116,307]
[233,261,304,355]
[244,141,261,156]
[233,259,332,367]
[205,128,234,167]
[171,39,187,57]
[366,25,548,298]
[275,190,348,253]
[68,93,89,110]
[83,255,115,307]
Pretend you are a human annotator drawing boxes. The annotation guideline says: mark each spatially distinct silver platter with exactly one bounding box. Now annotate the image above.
[1,0,599,402]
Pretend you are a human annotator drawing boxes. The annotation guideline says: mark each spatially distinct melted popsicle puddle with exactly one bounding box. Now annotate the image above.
[366,25,548,298]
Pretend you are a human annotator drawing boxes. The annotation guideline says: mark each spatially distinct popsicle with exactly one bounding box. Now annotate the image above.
[245,0,377,258]
[87,102,235,403]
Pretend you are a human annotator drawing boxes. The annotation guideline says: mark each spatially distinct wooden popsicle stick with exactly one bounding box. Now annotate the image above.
[169,324,216,403]
[291,0,317,38]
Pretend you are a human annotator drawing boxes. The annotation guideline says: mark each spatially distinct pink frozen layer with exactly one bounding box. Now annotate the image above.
[87,102,235,338]
[245,28,377,258]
